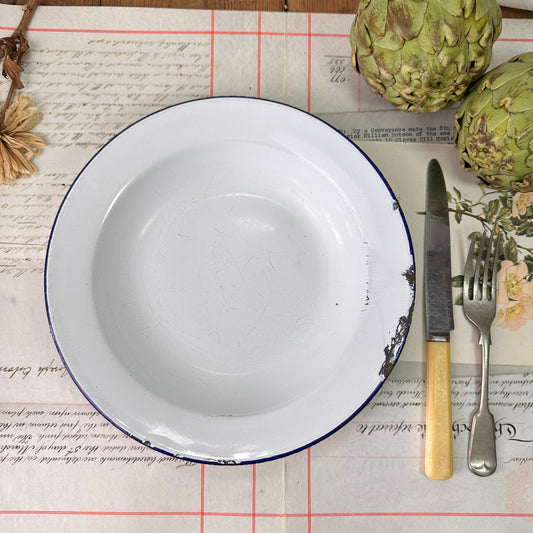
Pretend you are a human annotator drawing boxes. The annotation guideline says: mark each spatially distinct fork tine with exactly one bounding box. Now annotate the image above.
[463,233,477,301]
[482,231,494,300]
[491,232,501,301]
[473,232,487,301]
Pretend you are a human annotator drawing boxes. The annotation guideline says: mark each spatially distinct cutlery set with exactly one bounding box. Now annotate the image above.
[424,159,501,479]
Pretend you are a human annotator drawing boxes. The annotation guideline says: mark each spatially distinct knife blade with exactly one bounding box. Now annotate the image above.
[424,159,454,480]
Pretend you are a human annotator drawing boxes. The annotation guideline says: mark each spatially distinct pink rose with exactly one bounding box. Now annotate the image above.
[511,192,533,218]
[496,296,533,332]
[497,260,533,305]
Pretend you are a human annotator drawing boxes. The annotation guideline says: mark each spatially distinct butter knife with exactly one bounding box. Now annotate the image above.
[424,159,454,480]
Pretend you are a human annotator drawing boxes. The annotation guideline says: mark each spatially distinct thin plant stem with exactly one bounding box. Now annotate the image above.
[0,0,40,124]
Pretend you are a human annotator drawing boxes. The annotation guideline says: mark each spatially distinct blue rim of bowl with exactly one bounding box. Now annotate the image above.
[44,95,416,465]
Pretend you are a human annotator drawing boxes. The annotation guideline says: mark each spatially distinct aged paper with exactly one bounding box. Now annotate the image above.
[1,373,533,531]
[1,5,533,532]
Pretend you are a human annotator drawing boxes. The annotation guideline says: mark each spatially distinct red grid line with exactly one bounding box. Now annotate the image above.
[257,12,262,99]
[0,25,348,38]
[200,464,206,532]
[0,26,212,34]
[0,26,531,44]
[0,402,90,406]
[307,13,312,113]
[0,24,531,44]
[210,10,215,97]
[263,31,348,38]
[0,510,532,518]
[252,464,257,533]
[499,37,533,42]
[307,448,312,532]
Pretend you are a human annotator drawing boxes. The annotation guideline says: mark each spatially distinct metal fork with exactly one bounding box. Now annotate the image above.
[462,230,501,477]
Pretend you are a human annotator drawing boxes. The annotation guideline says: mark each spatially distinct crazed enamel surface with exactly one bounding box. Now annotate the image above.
[45,97,415,464]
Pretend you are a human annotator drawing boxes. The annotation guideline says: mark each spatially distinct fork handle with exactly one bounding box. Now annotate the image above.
[468,332,497,476]
[425,341,453,480]
[468,408,497,476]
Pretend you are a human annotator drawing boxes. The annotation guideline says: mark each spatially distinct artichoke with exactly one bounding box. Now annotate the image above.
[454,52,533,192]
[350,0,502,113]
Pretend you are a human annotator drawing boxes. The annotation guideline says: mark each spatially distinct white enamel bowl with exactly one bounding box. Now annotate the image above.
[45,97,415,464]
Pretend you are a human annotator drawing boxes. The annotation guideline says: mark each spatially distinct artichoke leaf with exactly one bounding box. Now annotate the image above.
[412,6,446,53]
[512,51,533,64]
[398,40,428,71]
[359,0,388,37]
[492,78,533,113]
[463,0,475,19]
[478,19,500,49]
[446,40,469,72]
[454,72,472,92]
[475,0,500,22]
[422,2,463,52]
[462,85,492,117]
[442,24,460,48]
[434,0,463,17]
[465,8,501,47]
[483,108,510,136]
[352,23,373,58]
[408,21,440,54]
[466,42,493,76]
[483,63,532,94]
[372,44,403,74]
[387,0,428,40]
[358,55,387,94]
[370,24,404,52]
[505,89,533,114]
[527,149,533,171]
[437,42,461,69]
[508,114,533,150]
[504,148,530,171]
[357,53,380,79]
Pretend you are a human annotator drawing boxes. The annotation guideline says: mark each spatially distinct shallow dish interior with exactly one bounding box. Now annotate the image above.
[46,97,415,464]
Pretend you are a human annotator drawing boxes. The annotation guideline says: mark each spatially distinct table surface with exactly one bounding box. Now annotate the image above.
[0,0,532,17]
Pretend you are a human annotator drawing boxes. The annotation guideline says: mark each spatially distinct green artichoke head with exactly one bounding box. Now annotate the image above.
[350,0,502,113]
[454,52,533,192]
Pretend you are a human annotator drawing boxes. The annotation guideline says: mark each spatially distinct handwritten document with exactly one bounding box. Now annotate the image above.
[0,5,532,532]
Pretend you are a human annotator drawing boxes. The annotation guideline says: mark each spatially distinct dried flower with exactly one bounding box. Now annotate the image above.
[2,55,25,90]
[0,93,45,184]
[1,35,28,89]
[0,0,41,185]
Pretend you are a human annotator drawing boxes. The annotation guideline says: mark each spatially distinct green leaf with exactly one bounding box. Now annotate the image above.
[503,236,519,263]
[500,193,514,210]
[455,211,462,223]
[451,275,464,287]
[526,226,533,238]
[524,255,533,281]
[515,221,532,236]
[489,199,500,215]
[453,187,462,200]
[500,218,515,232]
[468,231,483,242]
[482,206,495,224]
[497,206,510,219]
[454,293,463,306]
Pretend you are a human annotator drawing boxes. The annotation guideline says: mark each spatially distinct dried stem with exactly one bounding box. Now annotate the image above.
[0,0,40,125]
